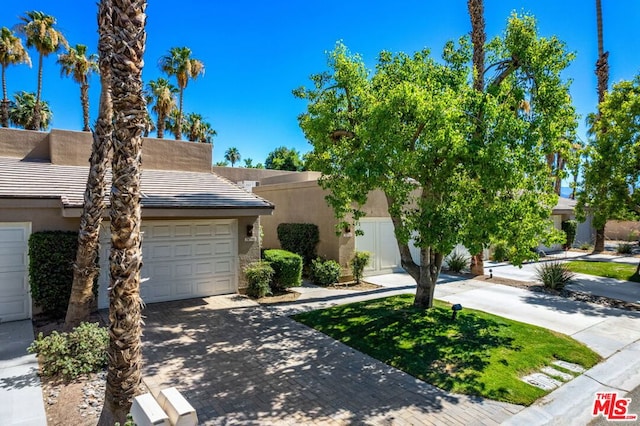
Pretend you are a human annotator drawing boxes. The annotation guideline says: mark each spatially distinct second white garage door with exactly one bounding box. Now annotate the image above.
[356,218,403,276]
[98,219,237,309]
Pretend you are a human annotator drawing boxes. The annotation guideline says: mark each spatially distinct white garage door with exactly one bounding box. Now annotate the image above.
[0,223,31,322]
[356,218,403,276]
[98,219,237,309]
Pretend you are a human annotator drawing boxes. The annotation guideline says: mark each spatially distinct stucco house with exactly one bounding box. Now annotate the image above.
[214,168,589,277]
[0,128,273,323]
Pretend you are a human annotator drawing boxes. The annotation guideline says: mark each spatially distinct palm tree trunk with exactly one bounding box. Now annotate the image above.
[157,112,165,138]
[468,0,487,275]
[28,52,44,130]
[81,80,91,131]
[64,58,113,330]
[176,88,184,140]
[97,0,146,423]
[594,0,609,253]
[1,65,9,127]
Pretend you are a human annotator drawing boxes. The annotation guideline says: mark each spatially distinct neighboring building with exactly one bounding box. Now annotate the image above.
[215,168,591,277]
[0,128,273,322]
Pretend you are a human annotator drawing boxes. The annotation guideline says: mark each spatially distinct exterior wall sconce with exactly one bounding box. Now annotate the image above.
[246,225,254,237]
[342,224,352,238]
[451,303,463,320]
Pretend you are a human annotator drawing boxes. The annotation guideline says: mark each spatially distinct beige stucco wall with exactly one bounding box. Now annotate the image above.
[254,180,355,275]
[0,199,79,232]
[0,128,213,172]
[606,220,640,241]
[212,167,298,183]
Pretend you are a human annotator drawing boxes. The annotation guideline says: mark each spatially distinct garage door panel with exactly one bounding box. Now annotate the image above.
[174,244,192,257]
[214,242,232,256]
[0,297,29,320]
[0,226,28,244]
[0,249,27,271]
[98,219,238,308]
[0,272,28,296]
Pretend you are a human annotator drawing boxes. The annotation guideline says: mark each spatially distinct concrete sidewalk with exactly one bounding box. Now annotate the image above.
[485,251,640,304]
[0,320,47,426]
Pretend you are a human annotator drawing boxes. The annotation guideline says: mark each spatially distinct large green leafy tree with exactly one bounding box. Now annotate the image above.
[577,76,640,265]
[265,146,304,171]
[57,44,99,131]
[296,14,576,309]
[16,10,67,131]
[0,27,31,128]
[158,46,204,140]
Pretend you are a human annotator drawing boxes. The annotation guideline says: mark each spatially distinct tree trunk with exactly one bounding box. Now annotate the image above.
[176,88,184,140]
[81,80,91,131]
[414,247,443,309]
[156,112,165,138]
[470,252,484,275]
[593,226,605,253]
[1,66,8,127]
[97,0,146,423]
[28,52,44,130]
[64,72,113,329]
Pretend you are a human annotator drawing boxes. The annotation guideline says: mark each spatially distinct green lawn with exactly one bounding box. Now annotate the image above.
[293,295,600,406]
[565,260,640,283]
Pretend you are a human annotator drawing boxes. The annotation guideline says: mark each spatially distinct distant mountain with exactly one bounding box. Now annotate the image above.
[560,187,573,198]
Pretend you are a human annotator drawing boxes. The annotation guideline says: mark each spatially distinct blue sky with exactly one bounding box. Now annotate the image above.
[3,1,640,166]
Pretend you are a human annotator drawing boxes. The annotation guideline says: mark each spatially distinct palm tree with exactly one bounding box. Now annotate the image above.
[145,77,177,138]
[225,147,241,167]
[593,0,609,253]
[0,27,31,127]
[97,0,146,422]
[9,91,51,130]
[158,46,204,140]
[64,0,114,331]
[15,11,67,130]
[182,112,217,143]
[57,44,98,131]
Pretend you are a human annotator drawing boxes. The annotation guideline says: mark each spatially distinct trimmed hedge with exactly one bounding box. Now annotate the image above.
[263,249,303,291]
[310,258,341,286]
[350,251,370,284]
[277,223,319,265]
[244,262,274,298]
[561,219,578,250]
[28,231,78,318]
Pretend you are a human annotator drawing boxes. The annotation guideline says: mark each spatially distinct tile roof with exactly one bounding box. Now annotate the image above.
[0,156,274,210]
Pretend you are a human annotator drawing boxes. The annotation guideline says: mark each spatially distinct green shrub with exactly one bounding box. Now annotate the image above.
[561,220,578,250]
[27,322,108,379]
[277,223,319,265]
[244,262,274,298]
[350,251,371,284]
[310,258,341,286]
[492,242,509,262]
[445,251,470,273]
[617,242,633,255]
[263,249,303,291]
[579,242,593,251]
[535,261,575,290]
[28,231,78,318]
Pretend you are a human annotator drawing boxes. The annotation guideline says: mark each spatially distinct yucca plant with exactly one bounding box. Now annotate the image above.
[535,261,575,290]
[445,251,470,273]
[617,242,633,255]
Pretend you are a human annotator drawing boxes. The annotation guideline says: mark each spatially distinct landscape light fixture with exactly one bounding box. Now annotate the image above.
[451,303,463,320]
[489,268,493,279]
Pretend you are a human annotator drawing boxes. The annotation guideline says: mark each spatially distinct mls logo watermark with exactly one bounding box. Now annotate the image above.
[592,392,638,421]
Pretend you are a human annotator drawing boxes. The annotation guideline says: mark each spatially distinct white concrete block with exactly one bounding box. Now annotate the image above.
[157,387,198,426]
[131,393,170,426]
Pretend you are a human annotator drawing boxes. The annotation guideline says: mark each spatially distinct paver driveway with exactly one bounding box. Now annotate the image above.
[141,294,521,425]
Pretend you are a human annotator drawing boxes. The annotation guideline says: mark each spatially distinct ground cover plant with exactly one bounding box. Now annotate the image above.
[565,261,640,283]
[294,295,599,405]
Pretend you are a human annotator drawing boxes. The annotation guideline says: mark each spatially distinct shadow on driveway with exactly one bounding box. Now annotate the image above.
[141,296,521,425]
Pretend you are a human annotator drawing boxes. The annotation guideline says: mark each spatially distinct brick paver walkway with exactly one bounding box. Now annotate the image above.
[142,295,522,425]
